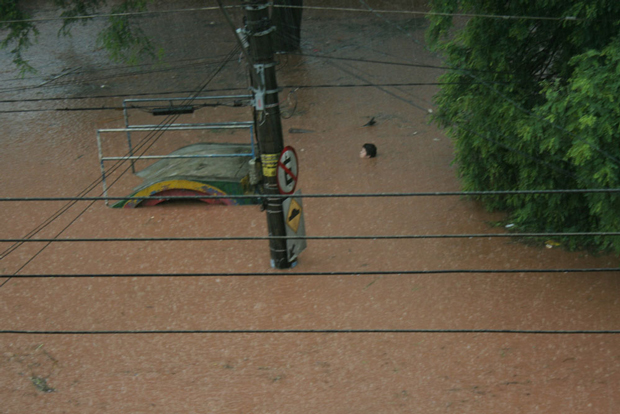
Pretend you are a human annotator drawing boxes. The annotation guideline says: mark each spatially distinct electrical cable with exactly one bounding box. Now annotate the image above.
[0,5,595,25]
[1,328,619,335]
[9,199,94,276]
[0,107,124,113]
[0,83,479,113]
[7,268,620,278]
[287,52,513,75]
[2,5,618,343]
[0,56,237,93]
[0,70,600,258]
[0,88,246,103]
[0,45,242,272]
[0,105,184,261]
[1,44,246,264]
[4,19,616,300]
[358,0,620,168]
[0,6,228,24]
[1,231,619,243]
[280,87,298,119]
[0,101,246,114]
[272,4,593,22]
[1,117,188,275]
[2,188,620,202]
[302,1,616,188]
[9,46,243,247]
[0,54,238,84]
[258,27,613,187]
[323,59,430,111]
[285,80,505,88]
[0,27,614,185]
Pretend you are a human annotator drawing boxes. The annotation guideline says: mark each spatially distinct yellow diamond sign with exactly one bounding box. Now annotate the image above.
[282,191,306,263]
[286,199,302,233]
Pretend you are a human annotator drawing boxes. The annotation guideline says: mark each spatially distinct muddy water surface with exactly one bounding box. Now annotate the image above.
[1,1,619,413]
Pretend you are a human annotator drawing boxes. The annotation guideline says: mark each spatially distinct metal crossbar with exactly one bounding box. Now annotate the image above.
[96,95,257,204]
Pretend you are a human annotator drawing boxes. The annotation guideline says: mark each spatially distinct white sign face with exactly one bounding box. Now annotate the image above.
[277,146,298,195]
[282,190,306,262]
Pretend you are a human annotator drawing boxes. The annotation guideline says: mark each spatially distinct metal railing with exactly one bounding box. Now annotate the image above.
[96,95,256,205]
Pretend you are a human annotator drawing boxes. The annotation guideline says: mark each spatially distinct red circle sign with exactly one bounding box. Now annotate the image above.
[276,146,299,194]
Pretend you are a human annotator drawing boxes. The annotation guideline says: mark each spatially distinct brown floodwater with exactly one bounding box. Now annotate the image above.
[1,1,618,413]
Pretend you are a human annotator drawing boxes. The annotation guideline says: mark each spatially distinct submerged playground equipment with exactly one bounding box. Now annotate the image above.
[96,95,261,208]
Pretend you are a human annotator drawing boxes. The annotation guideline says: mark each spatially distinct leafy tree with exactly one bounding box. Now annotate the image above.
[426,0,620,253]
[0,0,38,73]
[1,0,159,74]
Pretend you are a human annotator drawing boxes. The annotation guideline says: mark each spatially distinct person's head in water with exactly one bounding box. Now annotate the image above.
[360,143,377,158]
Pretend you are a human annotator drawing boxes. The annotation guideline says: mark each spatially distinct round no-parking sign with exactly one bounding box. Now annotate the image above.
[276,146,299,194]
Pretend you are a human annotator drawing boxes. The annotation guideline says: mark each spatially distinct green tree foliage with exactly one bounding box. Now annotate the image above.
[426,0,620,253]
[0,0,39,73]
[1,0,159,74]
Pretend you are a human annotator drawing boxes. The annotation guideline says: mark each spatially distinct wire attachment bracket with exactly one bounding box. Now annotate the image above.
[252,63,267,110]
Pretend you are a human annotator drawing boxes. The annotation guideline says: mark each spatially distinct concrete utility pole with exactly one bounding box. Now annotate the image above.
[243,0,291,269]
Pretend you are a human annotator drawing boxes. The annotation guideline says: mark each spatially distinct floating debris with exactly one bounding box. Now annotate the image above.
[288,128,315,134]
[363,117,376,127]
[31,376,55,393]
[545,240,561,249]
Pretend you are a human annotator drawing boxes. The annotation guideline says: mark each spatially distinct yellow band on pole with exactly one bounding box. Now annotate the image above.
[261,153,279,177]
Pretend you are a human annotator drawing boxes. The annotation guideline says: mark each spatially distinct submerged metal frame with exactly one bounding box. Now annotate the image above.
[121,95,254,172]
[97,95,256,206]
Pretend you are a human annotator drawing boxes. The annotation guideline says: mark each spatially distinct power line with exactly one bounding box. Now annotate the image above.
[0,101,248,114]
[274,4,590,22]
[0,58,613,191]
[0,88,246,104]
[0,5,592,25]
[0,6,227,24]
[0,81,473,105]
[0,54,236,84]
[0,107,123,113]
[311,46,602,188]
[1,232,619,243]
[8,268,620,278]
[2,189,620,203]
[1,13,616,349]
[290,52,453,71]
[9,198,95,276]
[0,105,187,261]
[288,52,515,76]
[2,328,618,335]
[0,82,496,114]
[250,22,618,188]
[4,9,617,264]
[326,58,430,111]
[0,45,243,271]
[0,50,517,103]
[313,11,613,206]
[0,56,237,93]
[4,94,206,269]
[247,5,620,178]
[358,0,620,168]
[297,30,584,182]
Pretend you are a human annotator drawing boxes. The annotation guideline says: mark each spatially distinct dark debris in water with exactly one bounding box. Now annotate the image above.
[30,376,56,393]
